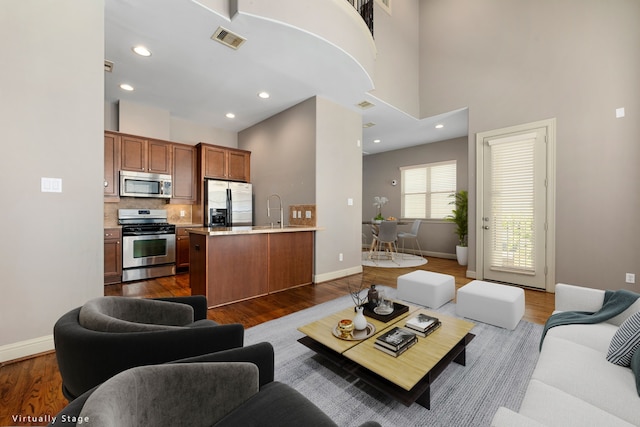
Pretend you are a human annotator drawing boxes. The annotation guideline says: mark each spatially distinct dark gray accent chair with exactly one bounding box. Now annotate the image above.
[49,343,381,427]
[53,295,244,400]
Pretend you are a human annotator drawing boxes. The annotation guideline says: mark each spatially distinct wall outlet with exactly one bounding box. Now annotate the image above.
[180,210,186,217]
[626,273,635,284]
[339,253,343,262]
[305,210,312,219]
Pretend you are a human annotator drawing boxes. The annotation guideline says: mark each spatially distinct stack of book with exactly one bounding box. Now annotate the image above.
[374,327,418,357]
[404,313,441,337]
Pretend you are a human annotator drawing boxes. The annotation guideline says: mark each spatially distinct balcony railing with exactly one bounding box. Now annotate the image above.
[347,0,374,36]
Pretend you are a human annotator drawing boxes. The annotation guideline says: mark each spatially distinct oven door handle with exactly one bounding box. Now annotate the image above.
[123,231,175,237]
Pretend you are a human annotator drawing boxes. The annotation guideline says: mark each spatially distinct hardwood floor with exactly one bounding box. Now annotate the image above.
[0,258,555,426]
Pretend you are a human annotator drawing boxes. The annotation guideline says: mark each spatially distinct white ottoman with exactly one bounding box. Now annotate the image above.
[456,280,525,330]
[397,270,455,309]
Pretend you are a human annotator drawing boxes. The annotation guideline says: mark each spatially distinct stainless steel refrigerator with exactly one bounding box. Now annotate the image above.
[204,179,253,227]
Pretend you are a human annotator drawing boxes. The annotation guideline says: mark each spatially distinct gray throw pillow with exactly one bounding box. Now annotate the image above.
[606,311,640,366]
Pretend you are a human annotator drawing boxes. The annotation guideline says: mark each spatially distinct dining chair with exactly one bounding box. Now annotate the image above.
[368,221,398,260]
[397,219,422,259]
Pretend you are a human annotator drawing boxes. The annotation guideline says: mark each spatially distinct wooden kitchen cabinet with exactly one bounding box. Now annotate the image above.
[121,135,172,174]
[104,132,120,202]
[227,148,251,182]
[188,229,315,308]
[171,143,197,203]
[104,228,122,285]
[176,226,190,270]
[198,143,250,182]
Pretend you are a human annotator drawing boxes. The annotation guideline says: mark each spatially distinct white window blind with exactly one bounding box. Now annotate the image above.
[401,160,456,219]
[489,137,536,273]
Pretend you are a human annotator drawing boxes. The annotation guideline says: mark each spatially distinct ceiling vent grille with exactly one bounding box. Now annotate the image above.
[104,60,114,72]
[356,100,375,109]
[211,26,246,50]
[363,122,376,128]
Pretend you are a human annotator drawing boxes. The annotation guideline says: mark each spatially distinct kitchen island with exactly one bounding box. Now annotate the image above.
[187,226,320,308]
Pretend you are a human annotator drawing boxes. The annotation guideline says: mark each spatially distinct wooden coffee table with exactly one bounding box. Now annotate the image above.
[297,304,475,408]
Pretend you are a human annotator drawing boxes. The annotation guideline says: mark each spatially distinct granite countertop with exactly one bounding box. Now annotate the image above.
[186,225,321,236]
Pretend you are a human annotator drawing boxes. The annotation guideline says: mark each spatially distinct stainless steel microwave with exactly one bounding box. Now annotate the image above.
[120,171,172,198]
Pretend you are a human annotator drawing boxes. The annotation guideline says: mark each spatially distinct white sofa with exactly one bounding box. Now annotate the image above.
[492,283,640,427]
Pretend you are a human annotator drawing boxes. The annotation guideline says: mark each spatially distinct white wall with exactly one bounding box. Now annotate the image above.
[370,0,420,117]
[0,0,105,360]
[419,0,640,290]
[315,97,363,281]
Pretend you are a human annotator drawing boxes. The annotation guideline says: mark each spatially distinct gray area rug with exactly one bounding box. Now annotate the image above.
[244,286,542,427]
[362,252,428,268]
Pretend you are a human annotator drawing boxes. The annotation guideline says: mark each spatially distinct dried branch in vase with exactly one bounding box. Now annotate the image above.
[347,276,367,307]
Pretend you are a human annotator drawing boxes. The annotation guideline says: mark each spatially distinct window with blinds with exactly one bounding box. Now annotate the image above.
[489,136,536,274]
[401,160,456,219]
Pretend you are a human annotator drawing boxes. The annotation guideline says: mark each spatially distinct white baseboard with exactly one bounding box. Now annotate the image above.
[315,265,362,284]
[466,270,476,279]
[0,335,54,363]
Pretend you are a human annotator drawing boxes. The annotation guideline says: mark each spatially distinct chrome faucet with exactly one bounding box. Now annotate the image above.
[267,194,284,228]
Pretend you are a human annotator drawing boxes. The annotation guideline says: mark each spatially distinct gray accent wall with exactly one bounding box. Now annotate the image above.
[239,97,363,281]
[239,98,317,228]
[419,0,640,290]
[0,0,105,358]
[363,137,468,257]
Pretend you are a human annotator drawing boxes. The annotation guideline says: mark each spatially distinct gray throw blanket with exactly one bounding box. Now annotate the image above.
[540,289,639,350]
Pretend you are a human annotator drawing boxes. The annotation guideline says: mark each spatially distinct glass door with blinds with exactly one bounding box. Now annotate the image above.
[481,127,548,289]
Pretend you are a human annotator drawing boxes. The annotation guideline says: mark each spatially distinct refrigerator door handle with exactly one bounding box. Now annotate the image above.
[226,188,232,226]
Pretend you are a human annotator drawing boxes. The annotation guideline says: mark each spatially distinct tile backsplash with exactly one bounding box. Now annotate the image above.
[104,198,195,227]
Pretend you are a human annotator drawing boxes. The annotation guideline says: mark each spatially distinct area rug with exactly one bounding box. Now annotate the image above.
[362,252,428,268]
[244,286,542,427]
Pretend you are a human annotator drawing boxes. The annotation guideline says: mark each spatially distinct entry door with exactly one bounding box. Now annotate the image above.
[480,126,549,289]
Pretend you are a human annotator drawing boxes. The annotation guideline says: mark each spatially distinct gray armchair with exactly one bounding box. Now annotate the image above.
[49,343,381,427]
[53,295,244,400]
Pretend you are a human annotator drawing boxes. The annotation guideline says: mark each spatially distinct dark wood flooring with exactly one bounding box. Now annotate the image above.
[0,257,555,426]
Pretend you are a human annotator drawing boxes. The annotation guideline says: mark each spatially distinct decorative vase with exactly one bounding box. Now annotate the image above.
[456,245,468,266]
[353,306,367,330]
[367,284,379,306]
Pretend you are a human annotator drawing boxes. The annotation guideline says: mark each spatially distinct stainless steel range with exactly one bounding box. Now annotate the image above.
[118,209,176,282]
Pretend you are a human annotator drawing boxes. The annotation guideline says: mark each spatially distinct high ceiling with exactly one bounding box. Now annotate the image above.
[105,0,468,155]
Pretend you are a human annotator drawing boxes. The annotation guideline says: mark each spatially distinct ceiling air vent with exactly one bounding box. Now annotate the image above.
[211,26,246,50]
[356,100,375,110]
[104,60,114,72]
[363,122,376,128]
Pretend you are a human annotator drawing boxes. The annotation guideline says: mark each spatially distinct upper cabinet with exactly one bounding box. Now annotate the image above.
[198,142,250,182]
[171,143,197,203]
[103,132,249,207]
[227,148,251,182]
[121,135,172,174]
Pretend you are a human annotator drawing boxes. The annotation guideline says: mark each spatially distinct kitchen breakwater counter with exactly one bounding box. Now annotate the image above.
[187,226,319,307]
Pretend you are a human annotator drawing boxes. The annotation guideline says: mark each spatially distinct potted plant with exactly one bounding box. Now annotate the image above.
[372,196,389,222]
[446,190,468,265]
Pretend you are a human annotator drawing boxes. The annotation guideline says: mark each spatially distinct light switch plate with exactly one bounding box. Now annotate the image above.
[616,107,625,118]
[41,177,62,193]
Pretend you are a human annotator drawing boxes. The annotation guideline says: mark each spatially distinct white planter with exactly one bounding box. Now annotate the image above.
[456,245,468,266]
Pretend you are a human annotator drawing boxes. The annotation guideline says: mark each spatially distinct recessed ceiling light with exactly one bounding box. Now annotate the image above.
[132,46,152,57]
[119,83,134,91]
[257,91,270,99]
[435,124,444,129]
[225,112,236,119]
[373,139,381,144]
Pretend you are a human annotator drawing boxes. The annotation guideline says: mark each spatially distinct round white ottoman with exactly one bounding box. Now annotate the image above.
[397,270,455,309]
[456,280,525,330]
